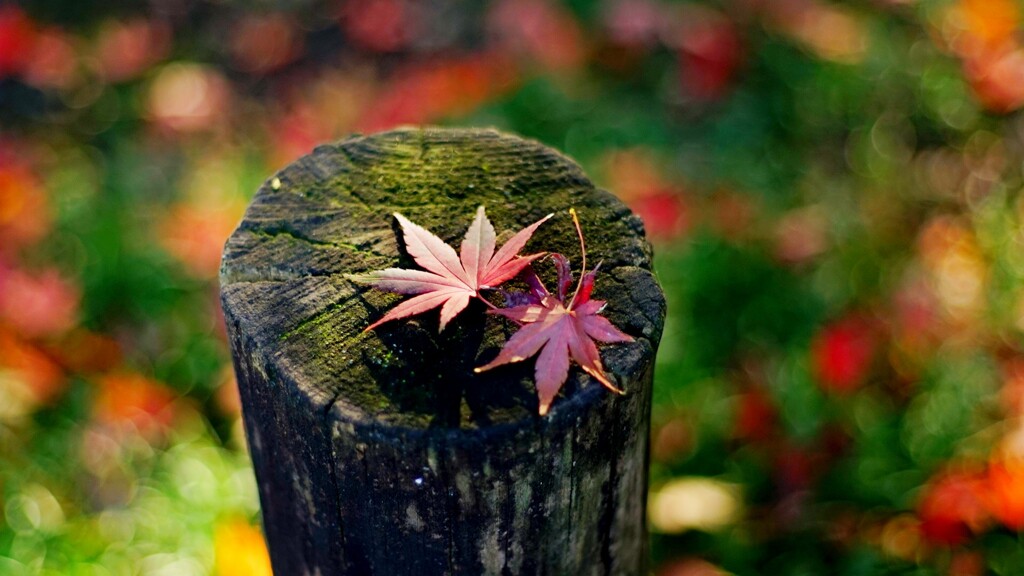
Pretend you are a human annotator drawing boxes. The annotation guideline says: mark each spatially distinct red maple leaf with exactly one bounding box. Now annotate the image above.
[476,209,633,415]
[353,206,551,331]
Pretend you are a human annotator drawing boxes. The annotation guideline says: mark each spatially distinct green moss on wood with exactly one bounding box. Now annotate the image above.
[220,127,663,429]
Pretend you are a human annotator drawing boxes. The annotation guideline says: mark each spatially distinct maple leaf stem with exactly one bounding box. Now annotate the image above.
[476,293,524,325]
[478,295,502,311]
[567,208,587,311]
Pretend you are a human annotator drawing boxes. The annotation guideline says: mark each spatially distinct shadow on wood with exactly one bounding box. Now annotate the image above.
[220,127,666,575]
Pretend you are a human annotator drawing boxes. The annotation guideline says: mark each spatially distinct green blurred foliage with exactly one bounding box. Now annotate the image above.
[3,0,1024,574]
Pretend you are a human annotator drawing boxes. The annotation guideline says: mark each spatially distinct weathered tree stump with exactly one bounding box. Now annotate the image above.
[220,127,666,575]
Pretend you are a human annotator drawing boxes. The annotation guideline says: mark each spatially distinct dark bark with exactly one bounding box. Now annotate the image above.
[220,127,666,575]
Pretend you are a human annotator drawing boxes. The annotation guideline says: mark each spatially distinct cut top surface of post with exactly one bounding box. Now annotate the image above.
[220,127,665,431]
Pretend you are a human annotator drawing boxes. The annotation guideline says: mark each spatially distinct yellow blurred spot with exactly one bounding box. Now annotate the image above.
[0,369,43,421]
[880,514,923,562]
[957,0,1020,46]
[3,484,65,534]
[766,1,868,64]
[917,216,988,322]
[937,249,986,316]
[648,477,741,533]
[147,63,230,133]
[214,519,272,576]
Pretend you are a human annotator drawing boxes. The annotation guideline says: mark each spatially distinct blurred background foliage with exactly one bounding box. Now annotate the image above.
[2,0,1024,574]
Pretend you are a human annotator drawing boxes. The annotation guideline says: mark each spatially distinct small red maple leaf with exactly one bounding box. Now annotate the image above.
[352,206,552,332]
[476,209,634,416]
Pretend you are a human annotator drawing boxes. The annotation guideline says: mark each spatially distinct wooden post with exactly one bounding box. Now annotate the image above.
[220,127,666,575]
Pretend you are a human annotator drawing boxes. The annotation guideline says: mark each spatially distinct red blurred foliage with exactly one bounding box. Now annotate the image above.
[488,0,586,72]
[917,467,990,546]
[267,69,376,165]
[48,329,122,375]
[630,192,691,242]
[0,5,36,78]
[0,266,80,339]
[270,105,334,167]
[674,6,743,102]
[339,0,416,53]
[707,190,759,243]
[601,149,691,241]
[0,160,51,254]
[95,18,171,83]
[357,54,519,132]
[773,206,828,265]
[963,45,1024,114]
[733,387,778,442]
[985,457,1024,531]
[24,28,78,89]
[949,551,986,576]
[811,316,876,394]
[773,443,821,493]
[230,13,303,74]
[940,0,1024,113]
[890,276,941,367]
[602,148,666,200]
[651,416,693,462]
[602,0,663,48]
[157,201,246,278]
[0,329,66,407]
[93,372,178,440]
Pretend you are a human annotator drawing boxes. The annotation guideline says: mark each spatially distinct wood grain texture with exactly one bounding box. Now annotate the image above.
[220,127,666,575]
